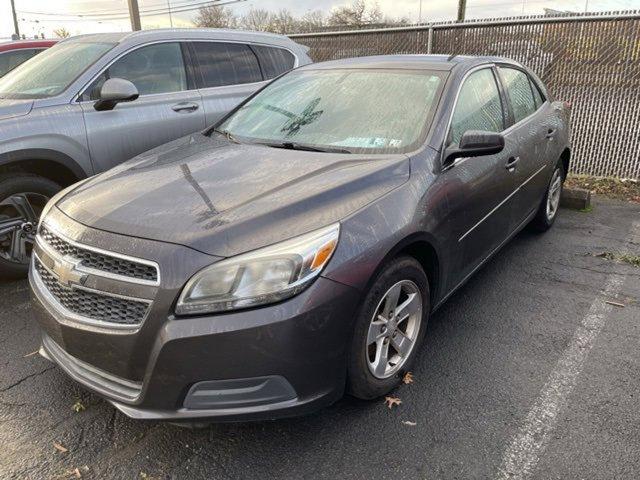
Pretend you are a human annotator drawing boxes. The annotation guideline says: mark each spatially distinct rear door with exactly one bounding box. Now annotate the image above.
[80,42,205,173]
[496,66,553,229]
[189,42,297,126]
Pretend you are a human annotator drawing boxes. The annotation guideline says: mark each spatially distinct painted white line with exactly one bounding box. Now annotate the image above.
[497,221,638,480]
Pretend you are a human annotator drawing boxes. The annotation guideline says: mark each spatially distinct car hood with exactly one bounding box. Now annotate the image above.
[0,98,33,121]
[57,133,410,257]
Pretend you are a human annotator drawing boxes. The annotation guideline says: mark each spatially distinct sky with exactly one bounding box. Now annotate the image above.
[1,0,639,39]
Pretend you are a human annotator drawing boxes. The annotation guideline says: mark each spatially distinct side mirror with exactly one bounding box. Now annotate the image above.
[94,78,139,111]
[444,130,505,164]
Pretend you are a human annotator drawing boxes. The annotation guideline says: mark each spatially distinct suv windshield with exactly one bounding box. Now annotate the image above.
[218,68,446,154]
[0,41,114,99]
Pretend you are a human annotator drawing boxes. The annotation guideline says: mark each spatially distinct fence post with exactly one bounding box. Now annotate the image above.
[427,27,434,53]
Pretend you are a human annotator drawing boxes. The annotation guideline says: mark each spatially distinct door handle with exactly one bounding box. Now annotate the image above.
[172,102,199,113]
[505,156,520,171]
[545,128,557,139]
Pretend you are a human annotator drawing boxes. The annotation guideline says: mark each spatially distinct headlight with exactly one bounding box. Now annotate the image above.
[175,223,340,315]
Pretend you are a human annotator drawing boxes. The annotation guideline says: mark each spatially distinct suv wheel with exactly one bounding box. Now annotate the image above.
[530,163,564,232]
[347,256,430,399]
[0,174,61,280]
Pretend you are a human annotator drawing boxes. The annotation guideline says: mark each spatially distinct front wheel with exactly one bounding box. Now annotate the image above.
[347,256,430,400]
[0,174,61,280]
[529,164,564,232]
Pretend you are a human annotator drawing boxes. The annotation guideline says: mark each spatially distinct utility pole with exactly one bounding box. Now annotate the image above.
[127,0,142,31]
[167,0,174,27]
[457,0,467,22]
[10,0,20,38]
[418,0,423,24]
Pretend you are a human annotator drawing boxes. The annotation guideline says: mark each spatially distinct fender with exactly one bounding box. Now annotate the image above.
[0,149,88,181]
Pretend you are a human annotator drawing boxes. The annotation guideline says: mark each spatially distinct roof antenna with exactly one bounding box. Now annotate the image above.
[447,53,457,61]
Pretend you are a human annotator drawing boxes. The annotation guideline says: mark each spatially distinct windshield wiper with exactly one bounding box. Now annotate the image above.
[260,141,352,154]
[212,128,240,144]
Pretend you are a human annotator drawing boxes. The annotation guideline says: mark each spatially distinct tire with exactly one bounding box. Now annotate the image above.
[529,162,564,233]
[0,174,61,280]
[347,256,430,400]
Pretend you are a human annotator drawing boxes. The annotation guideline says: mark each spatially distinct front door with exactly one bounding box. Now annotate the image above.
[440,67,520,288]
[80,42,205,173]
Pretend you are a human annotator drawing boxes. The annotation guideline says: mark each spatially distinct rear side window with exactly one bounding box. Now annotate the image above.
[0,49,43,77]
[530,79,544,108]
[87,42,187,99]
[192,42,262,88]
[498,67,536,124]
[449,68,504,146]
[252,45,295,79]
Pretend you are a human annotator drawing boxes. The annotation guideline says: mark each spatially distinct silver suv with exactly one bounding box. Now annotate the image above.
[0,29,311,278]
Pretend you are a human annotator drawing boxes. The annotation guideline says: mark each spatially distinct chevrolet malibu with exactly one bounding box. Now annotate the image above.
[30,55,571,422]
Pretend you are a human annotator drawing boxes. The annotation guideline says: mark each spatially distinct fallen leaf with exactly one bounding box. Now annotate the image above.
[53,442,69,453]
[402,420,417,426]
[384,396,402,409]
[23,351,39,358]
[73,468,82,479]
[402,372,414,384]
[72,401,85,413]
[605,300,625,308]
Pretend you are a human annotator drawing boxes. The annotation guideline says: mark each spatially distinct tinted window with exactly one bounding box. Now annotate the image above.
[252,45,295,79]
[103,42,187,96]
[0,49,43,77]
[499,67,536,124]
[219,69,445,154]
[192,42,262,88]
[449,68,504,146]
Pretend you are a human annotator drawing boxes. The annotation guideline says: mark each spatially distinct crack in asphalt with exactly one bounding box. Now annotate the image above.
[0,366,55,393]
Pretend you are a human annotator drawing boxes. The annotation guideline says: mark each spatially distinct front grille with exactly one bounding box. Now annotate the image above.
[39,225,158,282]
[35,257,149,326]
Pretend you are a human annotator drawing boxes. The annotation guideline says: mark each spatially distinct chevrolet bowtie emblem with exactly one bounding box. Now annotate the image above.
[52,257,87,287]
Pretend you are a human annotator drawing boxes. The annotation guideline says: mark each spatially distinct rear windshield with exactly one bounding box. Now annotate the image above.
[218,68,447,154]
[0,41,114,99]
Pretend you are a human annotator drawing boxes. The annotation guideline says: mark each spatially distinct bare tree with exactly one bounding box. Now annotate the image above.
[194,5,237,28]
[240,8,273,31]
[53,27,70,38]
[299,10,325,32]
[327,0,382,28]
[269,9,299,34]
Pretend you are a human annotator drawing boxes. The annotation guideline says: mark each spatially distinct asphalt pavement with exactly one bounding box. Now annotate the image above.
[1,198,639,480]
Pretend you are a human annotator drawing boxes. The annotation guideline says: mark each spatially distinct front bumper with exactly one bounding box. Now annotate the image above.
[32,272,360,422]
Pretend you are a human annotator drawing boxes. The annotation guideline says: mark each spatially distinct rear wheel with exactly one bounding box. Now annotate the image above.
[529,163,564,232]
[0,174,60,280]
[347,256,429,399]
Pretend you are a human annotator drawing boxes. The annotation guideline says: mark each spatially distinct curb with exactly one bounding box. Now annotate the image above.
[561,187,591,210]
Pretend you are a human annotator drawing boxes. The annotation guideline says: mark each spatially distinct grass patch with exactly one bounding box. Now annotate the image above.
[578,205,593,213]
[565,175,640,203]
[595,252,640,267]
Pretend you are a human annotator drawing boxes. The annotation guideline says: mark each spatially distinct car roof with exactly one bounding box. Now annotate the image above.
[297,54,520,72]
[0,40,57,52]
[61,28,302,51]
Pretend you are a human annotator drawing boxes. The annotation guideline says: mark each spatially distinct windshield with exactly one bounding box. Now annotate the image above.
[0,41,114,99]
[218,68,446,154]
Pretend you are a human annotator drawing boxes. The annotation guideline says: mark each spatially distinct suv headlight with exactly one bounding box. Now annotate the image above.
[175,223,340,315]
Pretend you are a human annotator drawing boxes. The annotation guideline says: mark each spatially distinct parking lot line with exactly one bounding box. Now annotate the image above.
[497,221,638,480]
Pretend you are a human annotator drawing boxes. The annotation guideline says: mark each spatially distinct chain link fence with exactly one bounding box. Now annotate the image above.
[291,12,640,179]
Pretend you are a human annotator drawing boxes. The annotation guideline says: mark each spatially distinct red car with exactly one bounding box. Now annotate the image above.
[0,39,57,77]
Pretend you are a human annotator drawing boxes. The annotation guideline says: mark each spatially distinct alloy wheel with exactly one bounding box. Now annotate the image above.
[546,169,562,221]
[0,193,48,265]
[366,280,422,379]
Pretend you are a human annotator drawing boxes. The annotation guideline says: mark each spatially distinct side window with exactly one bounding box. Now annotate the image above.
[498,67,536,124]
[449,68,504,146]
[192,42,262,88]
[530,78,544,108]
[87,42,187,99]
[252,45,295,80]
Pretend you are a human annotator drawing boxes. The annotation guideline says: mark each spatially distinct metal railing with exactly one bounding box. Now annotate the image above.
[291,12,640,179]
